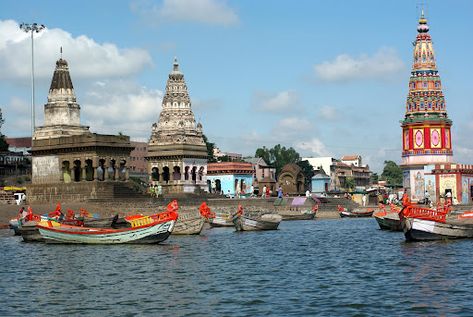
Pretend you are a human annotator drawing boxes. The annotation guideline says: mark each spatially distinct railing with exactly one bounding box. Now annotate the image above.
[402,205,447,223]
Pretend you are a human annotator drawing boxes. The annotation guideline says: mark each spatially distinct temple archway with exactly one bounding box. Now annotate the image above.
[173,166,181,180]
[97,159,105,181]
[85,159,94,181]
[151,167,160,181]
[62,161,71,183]
[163,166,170,183]
[73,160,81,182]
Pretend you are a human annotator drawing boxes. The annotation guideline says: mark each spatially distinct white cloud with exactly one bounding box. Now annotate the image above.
[276,117,311,131]
[131,0,239,26]
[319,105,337,120]
[253,90,299,113]
[314,47,404,82]
[0,19,152,80]
[295,138,332,157]
[1,97,31,137]
[81,80,163,138]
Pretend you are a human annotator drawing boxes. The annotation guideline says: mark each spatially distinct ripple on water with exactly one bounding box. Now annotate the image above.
[2,219,473,316]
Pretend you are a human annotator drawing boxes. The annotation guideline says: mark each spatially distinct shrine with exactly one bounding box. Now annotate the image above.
[400,12,453,202]
[146,58,208,194]
[28,56,135,202]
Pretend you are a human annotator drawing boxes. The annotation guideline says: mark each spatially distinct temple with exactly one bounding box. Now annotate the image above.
[146,58,208,194]
[401,12,473,204]
[29,56,135,202]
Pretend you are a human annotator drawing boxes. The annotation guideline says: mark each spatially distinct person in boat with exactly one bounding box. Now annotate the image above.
[18,207,26,219]
[402,191,410,207]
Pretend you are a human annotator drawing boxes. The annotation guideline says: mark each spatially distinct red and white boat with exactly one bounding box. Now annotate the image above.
[400,203,473,241]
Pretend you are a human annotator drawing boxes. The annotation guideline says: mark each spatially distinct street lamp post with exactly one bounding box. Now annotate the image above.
[19,22,45,138]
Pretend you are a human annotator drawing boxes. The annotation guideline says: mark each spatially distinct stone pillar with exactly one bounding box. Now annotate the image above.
[81,166,87,181]
[104,159,110,180]
[125,166,129,181]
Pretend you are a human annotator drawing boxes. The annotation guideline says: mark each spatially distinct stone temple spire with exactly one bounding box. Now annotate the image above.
[34,56,89,139]
[400,12,453,198]
[149,57,204,146]
[147,58,208,194]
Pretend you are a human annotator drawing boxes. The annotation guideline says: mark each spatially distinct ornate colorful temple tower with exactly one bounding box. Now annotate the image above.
[147,58,208,194]
[401,12,453,201]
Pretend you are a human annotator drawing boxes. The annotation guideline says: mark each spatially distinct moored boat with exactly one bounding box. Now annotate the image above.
[37,210,178,244]
[373,204,402,231]
[208,210,234,227]
[338,205,374,218]
[400,203,473,241]
[232,205,282,231]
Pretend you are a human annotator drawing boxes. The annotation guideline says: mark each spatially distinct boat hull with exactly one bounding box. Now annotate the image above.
[19,221,44,242]
[374,213,402,231]
[340,210,374,218]
[38,220,175,244]
[173,216,204,235]
[402,217,473,242]
[279,211,315,221]
[208,212,234,227]
[233,214,281,231]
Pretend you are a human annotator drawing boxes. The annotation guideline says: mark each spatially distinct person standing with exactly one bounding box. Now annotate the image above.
[305,189,311,198]
[262,185,267,199]
[362,194,367,207]
[278,186,283,199]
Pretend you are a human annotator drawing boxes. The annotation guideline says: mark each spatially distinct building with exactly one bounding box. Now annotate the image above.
[278,163,305,195]
[213,147,243,161]
[1,137,32,177]
[341,155,362,167]
[28,57,134,202]
[5,137,31,155]
[304,155,371,192]
[429,164,473,204]
[146,58,208,194]
[311,171,330,194]
[129,141,148,175]
[243,157,276,194]
[304,157,335,177]
[207,162,254,196]
[400,12,454,202]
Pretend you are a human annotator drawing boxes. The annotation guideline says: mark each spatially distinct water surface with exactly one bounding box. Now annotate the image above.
[1,218,473,316]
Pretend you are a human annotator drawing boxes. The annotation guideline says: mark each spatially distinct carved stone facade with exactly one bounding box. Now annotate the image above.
[147,58,208,193]
[278,163,306,195]
[29,57,134,201]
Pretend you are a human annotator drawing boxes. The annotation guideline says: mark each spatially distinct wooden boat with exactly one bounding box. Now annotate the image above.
[400,203,473,241]
[208,210,234,227]
[163,201,214,235]
[37,211,178,244]
[338,205,374,218]
[279,204,318,221]
[172,212,205,235]
[232,205,282,231]
[373,204,402,231]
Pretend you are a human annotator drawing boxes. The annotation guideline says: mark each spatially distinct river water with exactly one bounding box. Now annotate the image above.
[1,218,473,316]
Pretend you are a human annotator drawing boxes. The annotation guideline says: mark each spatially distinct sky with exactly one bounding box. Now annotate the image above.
[0,0,472,173]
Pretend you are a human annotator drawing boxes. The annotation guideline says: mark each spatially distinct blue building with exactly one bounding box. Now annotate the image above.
[311,172,330,193]
[207,162,254,197]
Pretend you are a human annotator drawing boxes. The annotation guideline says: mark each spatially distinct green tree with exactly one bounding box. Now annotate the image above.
[380,160,403,186]
[202,134,216,162]
[255,144,303,179]
[345,177,355,191]
[371,172,379,184]
[0,108,8,151]
[297,159,315,189]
